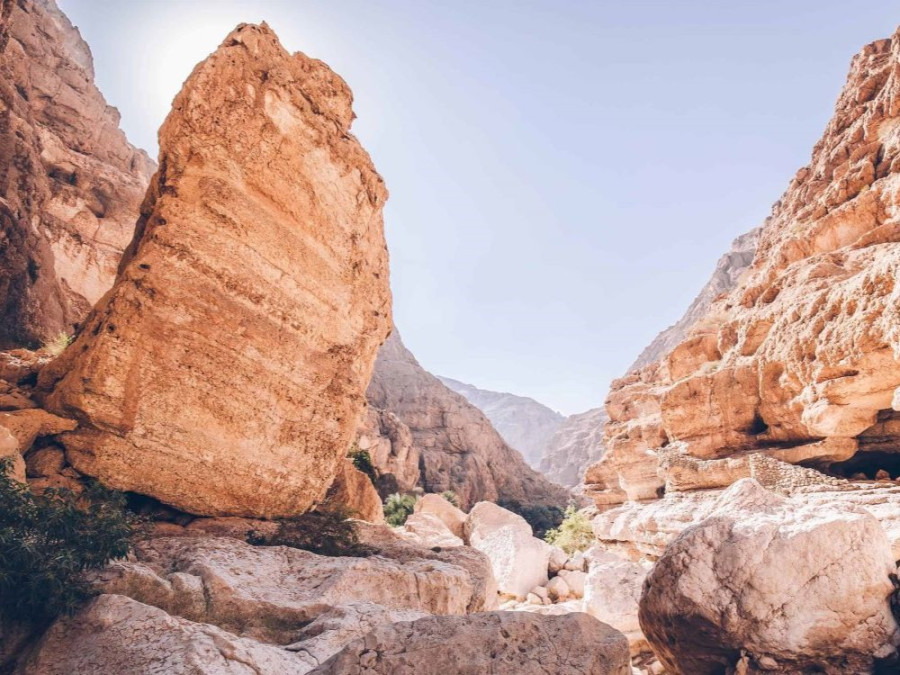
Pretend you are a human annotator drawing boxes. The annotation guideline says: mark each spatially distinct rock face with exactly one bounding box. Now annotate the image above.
[438,376,564,468]
[463,501,551,598]
[311,611,632,675]
[354,405,420,498]
[24,527,499,674]
[584,549,648,653]
[0,0,154,348]
[628,228,760,372]
[540,406,608,487]
[366,332,570,509]
[639,480,900,674]
[321,459,384,523]
[587,27,900,515]
[39,23,391,517]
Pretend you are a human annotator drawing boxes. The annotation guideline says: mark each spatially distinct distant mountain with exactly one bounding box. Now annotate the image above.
[437,377,565,469]
[539,407,608,488]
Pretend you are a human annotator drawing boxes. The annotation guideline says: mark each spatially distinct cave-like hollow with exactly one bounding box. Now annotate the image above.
[816,410,900,480]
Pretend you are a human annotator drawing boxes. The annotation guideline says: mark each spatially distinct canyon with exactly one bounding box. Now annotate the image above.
[3,1,900,673]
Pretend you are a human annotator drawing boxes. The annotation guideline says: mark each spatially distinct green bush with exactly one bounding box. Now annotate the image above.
[247,507,372,557]
[383,492,417,526]
[347,445,377,485]
[0,458,139,624]
[440,490,460,508]
[497,500,565,539]
[544,505,594,554]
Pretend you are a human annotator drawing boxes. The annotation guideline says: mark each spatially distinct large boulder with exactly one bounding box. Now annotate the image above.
[40,23,391,517]
[398,512,464,548]
[463,501,551,598]
[639,479,900,674]
[583,548,648,652]
[310,611,631,675]
[321,458,384,524]
[414,493,467,537]
[99,535,492,645]
[21,594,308,675]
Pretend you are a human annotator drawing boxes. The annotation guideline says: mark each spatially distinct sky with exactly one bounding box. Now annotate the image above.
[60,0,900,415]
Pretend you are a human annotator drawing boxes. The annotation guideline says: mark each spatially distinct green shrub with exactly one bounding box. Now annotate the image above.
[383,492,417,526]
[544,505,594,554]
[497,500,565,539]
[42,332,72,357]
[347,444,377,485]
[440,490,460,508]
[0,458,139,625]
[247,507,372,557]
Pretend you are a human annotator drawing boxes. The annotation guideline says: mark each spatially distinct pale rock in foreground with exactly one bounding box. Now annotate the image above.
[310,611,631,675]
[639,479,900,674]
[414,492,467,537]
[40,22,391,517]
[463,501,551,598]
[22,594,308,675]
[583,548,649,653]
[397,512,464,548]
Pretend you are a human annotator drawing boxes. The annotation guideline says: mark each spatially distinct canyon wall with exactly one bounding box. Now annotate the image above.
[438,376,564,468]
[40,22,392,518]
[539,407,607,488]
[0,0,154,347]
[366,332,571,509]
[587,27,900,516]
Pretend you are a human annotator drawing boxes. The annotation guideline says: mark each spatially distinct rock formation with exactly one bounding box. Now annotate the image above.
[587,26,900,516]
[639,480,900,674]
[540,406,608,487]
[628,228,760,372]
[354,405,421,498]
[438,376,564,468]
[0,0,154,348]
[312,612,631,675]
[366,332,570,509]
[39,23,392,517]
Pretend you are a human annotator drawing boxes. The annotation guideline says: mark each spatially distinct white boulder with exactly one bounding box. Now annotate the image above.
[414,493,467,538]
[463,501,551,598]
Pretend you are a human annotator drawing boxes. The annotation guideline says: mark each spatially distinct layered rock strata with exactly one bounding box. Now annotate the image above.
[39,23,391,517]
[366,332,570,509]
[0,0,153,347]
[588,26,900,517]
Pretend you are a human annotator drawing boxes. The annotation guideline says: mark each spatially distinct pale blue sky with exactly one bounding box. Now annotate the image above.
[60,1,900,414]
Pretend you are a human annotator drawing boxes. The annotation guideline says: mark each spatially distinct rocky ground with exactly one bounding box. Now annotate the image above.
[4,0,900,673]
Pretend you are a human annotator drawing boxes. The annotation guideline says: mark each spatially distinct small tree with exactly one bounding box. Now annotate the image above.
[544,505,594,554]
[347,445,377,485]
[440,490,460,508]
[0,458,139,624]
[247,507,371,557]
[383,492,417,526]
[497,499,565,539]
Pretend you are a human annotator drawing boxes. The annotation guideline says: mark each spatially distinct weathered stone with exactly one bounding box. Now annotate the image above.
[310,611,631,675]
[398,512,464,548]
[367,332,570,509]
[639,480,900,674]
[21,595,307,675]
[540,406,609,488]
[546,575,570,602]
[99,535,493,645]
[322,458,384,524]
[0,0,153,347]
[413,493,467,537]
[40,23,391,517]
[355,406,420,497]
[463,501,551,598]
[558,569,586,598]
[584,549,648,653]
[548,545,568,573]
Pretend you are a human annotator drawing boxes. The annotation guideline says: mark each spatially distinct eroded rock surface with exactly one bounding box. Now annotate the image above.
[0,0,153,347]
[311,611,631,675]
[587,26,900,523]
[639,480,900,674]
[39,23,391,517]
[367,332,570,509]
